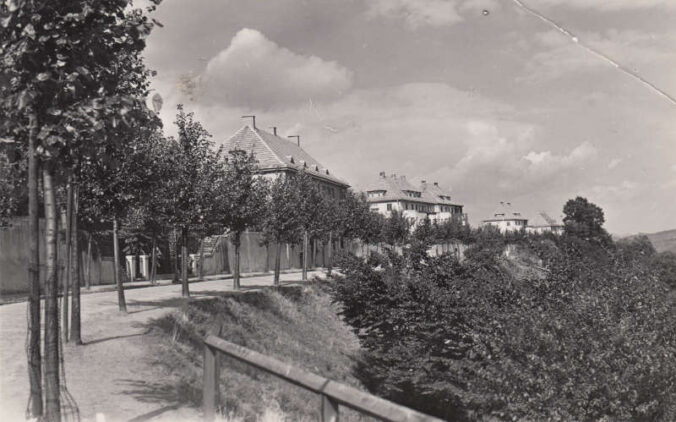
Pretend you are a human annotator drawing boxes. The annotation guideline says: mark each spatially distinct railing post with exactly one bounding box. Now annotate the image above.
[203,344,219,421]
[321,394,339,422]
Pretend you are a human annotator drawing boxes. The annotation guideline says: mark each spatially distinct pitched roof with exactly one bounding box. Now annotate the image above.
[222,125,349,187]
[421,181,457,205]
[483,202,528,222]
[366,173,437,204]
[528,212,563,228]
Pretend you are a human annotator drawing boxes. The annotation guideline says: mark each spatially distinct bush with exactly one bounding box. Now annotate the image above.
[331,234,676,421]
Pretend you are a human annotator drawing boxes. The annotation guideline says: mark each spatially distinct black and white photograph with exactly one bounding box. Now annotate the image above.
[1,0,675,421]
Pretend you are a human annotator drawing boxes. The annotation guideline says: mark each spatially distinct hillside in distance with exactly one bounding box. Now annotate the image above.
[628,229,676,254]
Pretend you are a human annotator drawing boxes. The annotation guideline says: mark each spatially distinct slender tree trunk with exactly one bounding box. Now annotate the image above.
[274,242,282,286]
[27,113,42,418]
[302,230,308,281]
[312,238,317,268]
[233,232,241,290]
[181,228,190,297]
[198,237,205,281]
[171,228,179,283]
[70,187,82,344]
[150,235,157,285]
[327,232,333,277]
[113,217,127,312]
[63,181,73,343]
[43,167,61,422]
[85,233,92,290]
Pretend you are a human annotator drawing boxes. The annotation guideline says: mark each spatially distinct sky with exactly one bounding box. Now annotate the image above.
[141,0,676,235]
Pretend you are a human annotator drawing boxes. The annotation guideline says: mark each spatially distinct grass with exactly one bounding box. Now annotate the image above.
[144,283,374,421]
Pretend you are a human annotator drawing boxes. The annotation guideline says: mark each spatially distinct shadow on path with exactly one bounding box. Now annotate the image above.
[84,331,150,346]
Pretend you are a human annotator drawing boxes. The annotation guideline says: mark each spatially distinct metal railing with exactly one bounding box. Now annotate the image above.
[203,335,444,422]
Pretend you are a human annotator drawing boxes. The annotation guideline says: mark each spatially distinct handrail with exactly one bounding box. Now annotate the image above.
[203,335,445,422]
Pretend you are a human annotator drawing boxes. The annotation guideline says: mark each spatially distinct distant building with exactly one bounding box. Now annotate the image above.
[482,202,528,233]
[364,172,465,225]
[222,124,350,199]
[526,212,564,235]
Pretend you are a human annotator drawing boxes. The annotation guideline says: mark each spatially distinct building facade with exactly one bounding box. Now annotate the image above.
[525,212,564,235]
[365,172,465,225]
[222,125,350,199]
[481,202,528,233]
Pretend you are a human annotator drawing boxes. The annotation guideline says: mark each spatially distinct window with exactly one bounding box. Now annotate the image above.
[387,203,392,211]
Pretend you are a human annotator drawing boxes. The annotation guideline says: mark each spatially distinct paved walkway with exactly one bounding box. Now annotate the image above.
[0,270,324,422]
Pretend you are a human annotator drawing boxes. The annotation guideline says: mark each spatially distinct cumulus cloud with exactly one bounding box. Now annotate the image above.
[366,0,500,29]
[199,28,353,108]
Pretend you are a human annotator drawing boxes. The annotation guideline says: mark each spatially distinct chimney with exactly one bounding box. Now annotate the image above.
[379,171,386,178]
[433,182,438,186]
[421,180,427,184]
[241,115,256,129]
[287,135,300,146]
[271,126,277,136]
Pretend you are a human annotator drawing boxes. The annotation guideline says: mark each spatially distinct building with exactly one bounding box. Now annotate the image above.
[526,212,564,235]
[364,172,465,225]
[482,202,528,233]
[222,124,350,198]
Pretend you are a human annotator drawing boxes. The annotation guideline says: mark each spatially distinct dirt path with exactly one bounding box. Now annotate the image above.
[0,271,322,422]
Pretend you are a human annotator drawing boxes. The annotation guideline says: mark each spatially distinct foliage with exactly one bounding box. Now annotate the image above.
[0,150,26,225]
[163,105,224,237]
[334,191,383,244]
[563,196,611,244]
[380,210,410,247]
[331,207,676,421]
[261,175,302,246]
[217,150,267,239]
[652,251,676,290]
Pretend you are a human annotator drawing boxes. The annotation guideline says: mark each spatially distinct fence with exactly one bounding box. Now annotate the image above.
[203,335,444,422]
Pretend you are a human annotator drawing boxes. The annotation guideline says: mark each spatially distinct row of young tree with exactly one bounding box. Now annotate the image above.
[331,197,676,421]
[0,2,443,420]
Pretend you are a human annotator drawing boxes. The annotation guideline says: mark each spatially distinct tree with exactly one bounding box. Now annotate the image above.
[1,1,162,418]
[261,176,302,285]
[563,196,610,243]
[164,105,223,297]
[217,150,267,289]
[381,210,411,248]
[292,171,324,281]
[334,191,384,255]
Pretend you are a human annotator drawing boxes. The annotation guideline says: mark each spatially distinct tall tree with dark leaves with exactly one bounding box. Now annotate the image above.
[292,170,324,281]
[261,176,303,285]
[164,105,223,297]
[0,1,162,419]
[217,150,267,289]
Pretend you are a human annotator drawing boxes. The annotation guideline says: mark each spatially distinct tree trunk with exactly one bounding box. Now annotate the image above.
[233,232,241,290]
[113,217,127,312]
[181,228,190,297]
[85,233,92,290]
[198,237,205,281]
[26,113,42,418]
[327,232,333,277]
[171,228,179,283]
[312,238,317,268]
[274,242,282,286]
[302,230,308,281]
[43,167,61,422]
[70,187,82,344]
[150,235,157,285]
[63,181,73,343]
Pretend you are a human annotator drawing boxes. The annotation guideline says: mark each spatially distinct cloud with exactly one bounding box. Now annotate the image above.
[366,0,500,29]
[199,28,353,108]
[608,158,622,169]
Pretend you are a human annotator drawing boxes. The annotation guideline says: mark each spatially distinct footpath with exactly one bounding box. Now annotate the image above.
[0,270,324,422]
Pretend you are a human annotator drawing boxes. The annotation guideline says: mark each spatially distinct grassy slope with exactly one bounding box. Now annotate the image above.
[145,284,373,422]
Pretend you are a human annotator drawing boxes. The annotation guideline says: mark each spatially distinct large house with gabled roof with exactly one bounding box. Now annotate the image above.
[481,202,528,233]
[365,172,465,225]
[222,124,350,199]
